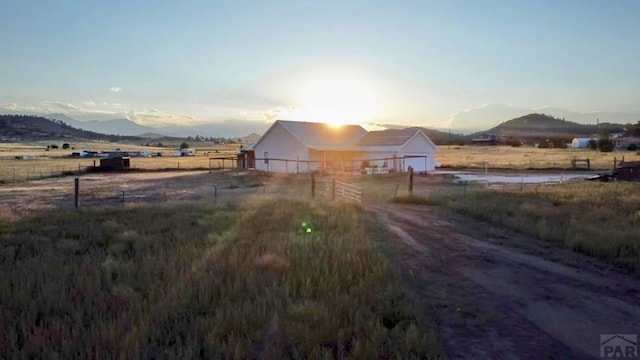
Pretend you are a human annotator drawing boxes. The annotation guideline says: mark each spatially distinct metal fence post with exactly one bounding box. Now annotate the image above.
[74,177,80,209]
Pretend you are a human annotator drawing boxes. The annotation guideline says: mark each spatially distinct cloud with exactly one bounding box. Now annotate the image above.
[263,106,295,122]
[2,102,37,113]
[126,109,196,127]
[42,101,81,111]
[109,86,122,93]
[83,100,95,107]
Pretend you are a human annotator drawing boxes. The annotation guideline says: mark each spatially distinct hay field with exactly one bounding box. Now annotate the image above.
[0,142,241,183]
[436,145,640,170]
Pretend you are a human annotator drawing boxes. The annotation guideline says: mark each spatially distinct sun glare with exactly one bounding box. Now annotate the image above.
[295,72,379,126]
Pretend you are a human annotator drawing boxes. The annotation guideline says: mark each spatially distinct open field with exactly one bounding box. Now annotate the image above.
[3,142,640,184]
[0,196,442,358]
[0,142,241,183]
[1,169,639,358]
[436,145,640,170]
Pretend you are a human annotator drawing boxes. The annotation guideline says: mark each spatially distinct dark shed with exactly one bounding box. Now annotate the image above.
[100,156,131,171]
[615,161,640,181]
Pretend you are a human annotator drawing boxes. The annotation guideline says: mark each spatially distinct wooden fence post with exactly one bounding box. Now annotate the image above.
[332,178,336,200]
[408,167,414,195]
[311,172,316,198]
[74,177,80,209]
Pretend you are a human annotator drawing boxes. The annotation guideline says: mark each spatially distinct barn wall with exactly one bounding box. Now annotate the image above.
[400,134,437,172]
[308,150,362,171]
[254,124,309,173]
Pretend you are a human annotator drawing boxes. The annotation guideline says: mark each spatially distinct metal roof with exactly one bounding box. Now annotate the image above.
[276,120,367,149]
[356,128,421,146]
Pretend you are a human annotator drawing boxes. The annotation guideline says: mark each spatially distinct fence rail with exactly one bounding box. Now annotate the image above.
[333,180,362,203]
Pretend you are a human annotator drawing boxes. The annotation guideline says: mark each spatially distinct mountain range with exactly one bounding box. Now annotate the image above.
[3,113,636,144]
[5,105,639,138]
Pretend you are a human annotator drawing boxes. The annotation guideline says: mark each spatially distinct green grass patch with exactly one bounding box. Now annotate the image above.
[0,198,442,358]
[433,181,640,275]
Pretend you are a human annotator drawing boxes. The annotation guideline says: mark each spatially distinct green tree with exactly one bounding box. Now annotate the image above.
[180,142,190,149]
[598,133,614,152]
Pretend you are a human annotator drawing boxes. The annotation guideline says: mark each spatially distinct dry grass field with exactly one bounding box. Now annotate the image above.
[1,166,638,358]
[0,190,442,358]
[0,142,241,183]
[436,145,640,170]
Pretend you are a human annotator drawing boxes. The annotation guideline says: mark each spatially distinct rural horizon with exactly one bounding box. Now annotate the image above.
[2,1,639,135]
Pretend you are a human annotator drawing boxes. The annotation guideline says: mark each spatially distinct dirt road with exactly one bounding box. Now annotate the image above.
[372,203,640,359]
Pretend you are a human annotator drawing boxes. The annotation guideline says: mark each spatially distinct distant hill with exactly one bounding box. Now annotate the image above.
[417,127,469,145]
[0,114,143,141]
[477,113,627,140]
[448,104,639,132]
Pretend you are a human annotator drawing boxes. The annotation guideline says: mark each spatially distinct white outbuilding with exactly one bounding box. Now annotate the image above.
[356,128,439,172]
[252,120,439,173]
[571,138,592,148]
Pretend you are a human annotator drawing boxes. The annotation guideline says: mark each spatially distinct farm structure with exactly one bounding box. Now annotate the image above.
[237,144,255,169]
[614,161,640,181]
[614,137,640,151]
[472,134,500,145]
[356,127,439,172]
[571,138,593,148]
[251,120,439,173]
[99,156,130,171]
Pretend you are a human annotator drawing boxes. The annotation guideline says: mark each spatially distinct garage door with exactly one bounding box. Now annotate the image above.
[404,155,427,172]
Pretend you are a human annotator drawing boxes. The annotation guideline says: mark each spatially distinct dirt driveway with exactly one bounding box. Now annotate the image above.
[372,203,640,359]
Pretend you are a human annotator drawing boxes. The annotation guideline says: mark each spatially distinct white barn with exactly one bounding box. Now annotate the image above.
[253,120,367,173]
[252,120,439,173]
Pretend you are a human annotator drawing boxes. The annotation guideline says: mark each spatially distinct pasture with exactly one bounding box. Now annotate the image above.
[0,195,441,358]
[0,142,241,183]
[436,145,640,170]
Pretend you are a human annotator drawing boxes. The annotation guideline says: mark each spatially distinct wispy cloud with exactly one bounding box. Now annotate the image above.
[83,100,95,106]
[126,109,196,127]
[263,106,295,122]
[109,86,122,93]
[42,101,81,111]
[2,103,36,112]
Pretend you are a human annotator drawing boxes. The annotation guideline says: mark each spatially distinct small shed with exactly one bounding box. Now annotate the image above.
[100,156,130,171]
[571,138,592,148]
[615,161,640,181]
[472,134,500,145]
[237,144,255,169]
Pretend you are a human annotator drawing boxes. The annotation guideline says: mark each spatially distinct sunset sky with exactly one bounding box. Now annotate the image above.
[1,0,639,132]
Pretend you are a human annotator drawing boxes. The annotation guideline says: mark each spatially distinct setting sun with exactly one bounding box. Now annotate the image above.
[294,72,379,126]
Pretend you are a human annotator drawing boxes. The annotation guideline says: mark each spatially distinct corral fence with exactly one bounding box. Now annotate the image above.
[247,155,429,175]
